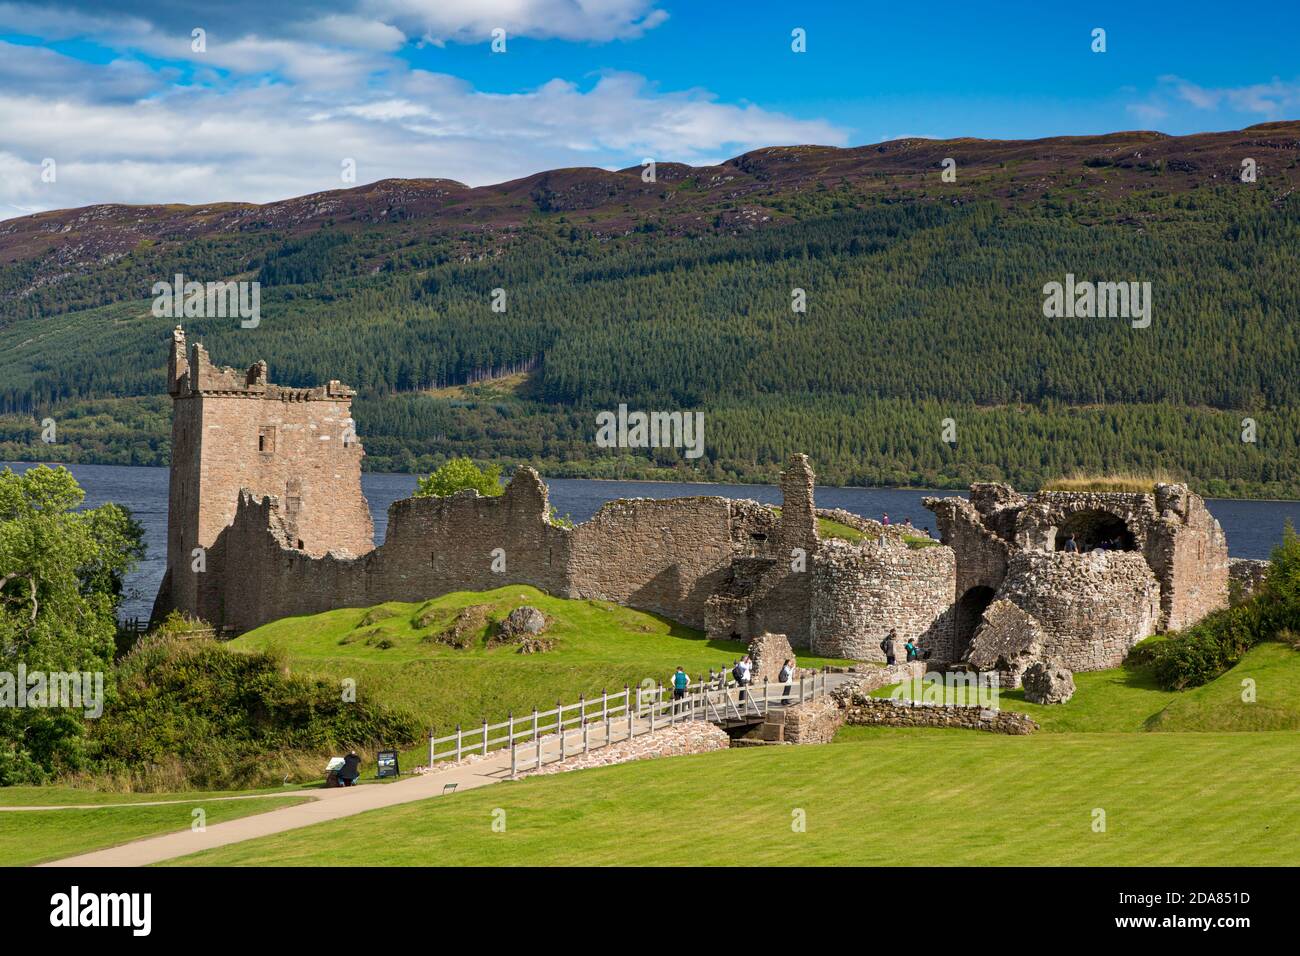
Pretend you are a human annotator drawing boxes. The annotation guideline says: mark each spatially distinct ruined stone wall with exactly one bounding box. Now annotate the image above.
[211,468,749,634]
[809,539,956,662]
[215,494,371,632]
[370,469,570,605]
[1229,558,1270,604]
[781,694,844,744]
[1014,485,1228,631]
[996,551,1161,671]
[567,496,735,627]
[923,495,1012,596]
[838,696,1038,735]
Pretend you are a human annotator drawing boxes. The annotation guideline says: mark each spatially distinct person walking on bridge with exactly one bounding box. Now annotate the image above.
[672,666,690,714]
[779,659,794,705]
[734,655,753,701]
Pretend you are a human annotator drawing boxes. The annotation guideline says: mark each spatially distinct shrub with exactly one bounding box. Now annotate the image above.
[1136,603,1263,690]
[414,457,503,498]
[87,635,422,790]
[1135,522,1300,691]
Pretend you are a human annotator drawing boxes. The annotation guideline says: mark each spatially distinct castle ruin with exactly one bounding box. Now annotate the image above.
[154,336,1230,681]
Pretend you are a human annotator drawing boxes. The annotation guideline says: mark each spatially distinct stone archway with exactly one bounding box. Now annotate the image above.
[953,585,996,660]
[1055,509,1136,552]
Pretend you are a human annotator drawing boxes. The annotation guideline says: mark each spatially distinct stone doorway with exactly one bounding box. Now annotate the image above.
[953,585,996,660]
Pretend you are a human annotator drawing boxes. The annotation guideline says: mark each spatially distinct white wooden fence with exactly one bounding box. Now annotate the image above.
[425,670,829,779]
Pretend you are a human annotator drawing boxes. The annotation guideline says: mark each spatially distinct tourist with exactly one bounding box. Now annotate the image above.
[672,666,690,713]
[734,655,753,701]
[880,628,899,665]
[339,750,361,787]
[1064,533,1078,553]
[779,659,794,704]
[904,639,917,662]
[882,512,891,526]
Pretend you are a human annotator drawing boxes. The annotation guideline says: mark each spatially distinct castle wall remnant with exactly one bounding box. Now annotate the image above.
[809,539,955,661]
[152,327,372,624]
[995,551,1162,672]
[154,336,1233,677]
[925,479,1229,676]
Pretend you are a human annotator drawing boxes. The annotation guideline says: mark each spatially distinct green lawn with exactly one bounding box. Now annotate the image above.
[164,730,1299,867]
[1,794,310,866]
[229,585,850,769]
[877,643,1300,733]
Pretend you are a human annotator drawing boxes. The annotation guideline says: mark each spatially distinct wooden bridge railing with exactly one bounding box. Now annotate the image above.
[425,669,829,778]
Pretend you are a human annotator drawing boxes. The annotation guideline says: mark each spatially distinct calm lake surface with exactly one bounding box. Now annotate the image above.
[13,462,1300,623]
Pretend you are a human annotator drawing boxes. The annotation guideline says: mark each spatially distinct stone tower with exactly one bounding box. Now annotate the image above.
[151,327,374,624]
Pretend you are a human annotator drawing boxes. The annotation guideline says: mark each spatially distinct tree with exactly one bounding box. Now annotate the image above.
[413,457,503,499]
[0,465,143,783]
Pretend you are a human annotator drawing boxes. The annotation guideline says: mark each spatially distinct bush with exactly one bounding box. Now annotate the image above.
[1135,603,1264,690]
[1137,523,1300,690]
[86,635,422,790]
[414,457,503,498]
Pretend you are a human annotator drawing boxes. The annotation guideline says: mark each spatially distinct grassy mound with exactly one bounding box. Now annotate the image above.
[165,731,1300,867]
[229,586,849,762]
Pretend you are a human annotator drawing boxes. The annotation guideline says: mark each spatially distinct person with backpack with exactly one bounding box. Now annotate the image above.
[778,659,794,705]
[880,628,898,665]
[904,639,917,662]
[671,666,690,713]
[734,655,753,701]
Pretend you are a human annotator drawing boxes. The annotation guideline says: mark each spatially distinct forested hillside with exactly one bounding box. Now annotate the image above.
[2,123,1299,495]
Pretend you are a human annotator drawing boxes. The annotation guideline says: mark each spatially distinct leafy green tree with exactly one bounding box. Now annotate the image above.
[413,457,503,498]
[0,465,143,783]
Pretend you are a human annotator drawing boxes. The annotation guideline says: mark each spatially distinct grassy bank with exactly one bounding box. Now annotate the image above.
[229,585,850,769]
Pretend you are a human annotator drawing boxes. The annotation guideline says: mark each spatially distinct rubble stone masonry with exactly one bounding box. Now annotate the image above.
[154,337,1233,675]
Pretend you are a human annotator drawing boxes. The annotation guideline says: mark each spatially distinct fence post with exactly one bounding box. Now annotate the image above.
[764,677,770,715]
[482,716,489,756]
[507,711,514,747]
[800,673,807,703]
[583,718,590,753]
[428,727,434,769]
[533,707,539,742]
[580,694,586,727]
[558,699,566,761]
[602,688,609,721]
[510,742,517,779]
[455,723,463,761]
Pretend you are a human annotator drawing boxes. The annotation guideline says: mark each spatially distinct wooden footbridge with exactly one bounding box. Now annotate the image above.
[426,670,836,778]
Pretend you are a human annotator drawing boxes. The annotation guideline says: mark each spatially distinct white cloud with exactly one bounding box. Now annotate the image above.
[0,52,848,220]
[1158,74,1300,116]
[366,0,669,43]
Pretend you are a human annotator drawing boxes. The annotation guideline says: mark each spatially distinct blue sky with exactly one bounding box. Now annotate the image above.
[0,0,1296,218]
